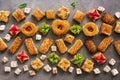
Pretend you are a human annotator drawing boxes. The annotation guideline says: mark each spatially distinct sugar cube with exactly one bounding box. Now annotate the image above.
[52,67,57,74]
[29,70,36,76]
[10,61,18,68]
[1,56,9,63]
[51,46,57,52]
[24,8,31,14]
[103,65,111,72]
[4,34,11,41]
[98,6,105,12]
[14,68,22,75]
[40,55,46,61]
[4,66,11,72]
[115,12,120,19]
[76,68,82,74]
[44,64,52,72]
[36,34,42,40]
[109,58,116,66]
[23,65,29,71]
[93,68,101,74]
[68,66,74,73]
[0,25,5,31]
[111,69,119,76]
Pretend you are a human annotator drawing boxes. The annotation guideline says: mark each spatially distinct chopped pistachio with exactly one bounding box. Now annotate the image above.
[48,52,60,64]
[39,22,50,35]
[70,24,82,35]
[71,54,84,67]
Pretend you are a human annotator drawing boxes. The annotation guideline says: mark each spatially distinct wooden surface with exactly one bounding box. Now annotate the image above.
[0,0,120,80]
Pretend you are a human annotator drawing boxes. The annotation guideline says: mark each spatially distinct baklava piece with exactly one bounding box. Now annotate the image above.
[48,52,60,64]
[9,36,22,54]
[55,39,67,54]
[16,50,29,63]
[0,37,7,51]
[46,10,55,19]
[114,40,120,55]
[100,23,112,36]
[81,59,94,73]
[83,22,99,37]
[39,22,50,35]
[114,21,120,33]
[87,9,101,21]
[9,24,20,36]
[39,38,53,54]
[31,58,44,71]
[32,8,45,21]
[85,39,97,53]
[12,9,25,22]
[73,10,85,23]
[64,34,75,44]
[57,6,70,19]
[102,13,115,25]
[71,54,84,67]
[68,39,83,55]
[57,58,71,72]
[25,38,38,55]
[93,52,106,64]
[0,10,10,23]
[98,37,113,52]
[21,22,38,37]
[70,24,82,35]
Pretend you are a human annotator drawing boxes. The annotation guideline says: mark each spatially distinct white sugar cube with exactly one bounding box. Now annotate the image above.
[0,25,5,31]
[1,56,9,63]
[24,8,31,14]
[68,66,74,73]
[93,68,101,74]
[29,70,36,76]
[4,34,11,41]
[4,66,11,72]
[44,64,52,72]
[109,58,116,66]
[23,65,29,71]
[115,12,120,19]
[14,68,22,75]
[40,55,46,61]
[111,69,119,76]
[76,68,82,74]
[51,46,57,52]
[98,6,105,12]
[36,34,42,40]
[10,61,18,68]
[103,65,111,73]
[52,67,57,74]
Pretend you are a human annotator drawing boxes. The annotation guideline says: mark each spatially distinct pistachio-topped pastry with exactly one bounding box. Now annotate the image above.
[48,52,60,64]
[39,22,50,35]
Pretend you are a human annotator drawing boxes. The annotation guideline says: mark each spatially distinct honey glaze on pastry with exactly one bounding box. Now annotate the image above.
[85,39,97,53]
[83,22,99,37]
[52,19,70,36]
[21,22,38,37]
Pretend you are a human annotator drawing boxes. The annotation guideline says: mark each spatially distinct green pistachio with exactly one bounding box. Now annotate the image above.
[48,52,60,64]
[71,2,78,7]
[39,22,50,35]
[70,24,82,35]
[71,54,84,67]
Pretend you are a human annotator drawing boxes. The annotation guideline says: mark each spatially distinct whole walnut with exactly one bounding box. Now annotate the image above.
[102,13,115,25]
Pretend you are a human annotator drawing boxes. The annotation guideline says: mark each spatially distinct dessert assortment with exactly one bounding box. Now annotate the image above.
[0,2,120,77]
